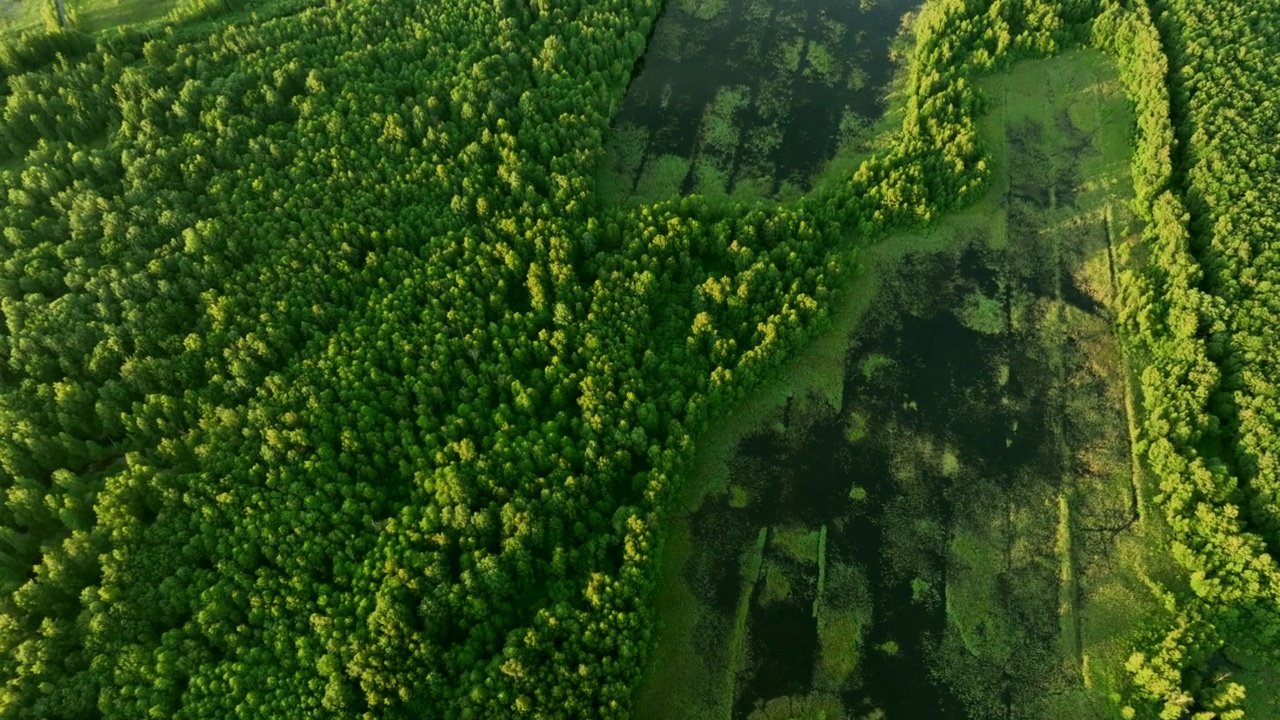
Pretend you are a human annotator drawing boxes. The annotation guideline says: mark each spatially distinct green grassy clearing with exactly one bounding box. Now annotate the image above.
[0,0,44,35]
[74,0,177,34]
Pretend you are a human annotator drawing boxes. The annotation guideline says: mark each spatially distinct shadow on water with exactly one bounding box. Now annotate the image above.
[692,239,1076,718]
[610,0,918,195]
[742,602,818,704]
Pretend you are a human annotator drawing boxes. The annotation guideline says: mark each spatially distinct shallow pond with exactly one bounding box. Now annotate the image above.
[600,0,917,202]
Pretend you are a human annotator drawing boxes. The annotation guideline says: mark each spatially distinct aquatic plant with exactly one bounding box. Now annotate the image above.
[674,0,729,22]
[778,36,805,74]
[804,41,841,86]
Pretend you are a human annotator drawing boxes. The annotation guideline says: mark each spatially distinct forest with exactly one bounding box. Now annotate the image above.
[0,0,1276,717]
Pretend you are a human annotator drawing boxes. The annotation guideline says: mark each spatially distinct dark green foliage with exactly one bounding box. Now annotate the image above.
[0,0,1272,717]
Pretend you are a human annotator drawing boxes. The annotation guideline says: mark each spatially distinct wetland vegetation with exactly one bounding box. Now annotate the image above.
[4,0,1280,717]
[597,0,916,204]
[635,48,1180,719]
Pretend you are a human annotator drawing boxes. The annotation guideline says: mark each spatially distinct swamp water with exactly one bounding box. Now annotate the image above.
[635,51,1163,719]
[599,0,917,203]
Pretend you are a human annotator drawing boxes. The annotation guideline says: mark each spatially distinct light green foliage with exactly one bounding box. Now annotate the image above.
[743,123,783,166]
[820,15,846,46]
[939,450,959,477]
[813,524,828,616]
[729,175,775,202]
[817,609,862,684]
[910,577,932,604]
[743,0,771,24]
[957,290,1005,334]
[846,66,869,91]
[804,41,840,86]
[651,16,697,62]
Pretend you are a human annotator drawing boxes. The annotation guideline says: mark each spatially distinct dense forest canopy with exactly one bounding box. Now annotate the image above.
[0,0,1276,717]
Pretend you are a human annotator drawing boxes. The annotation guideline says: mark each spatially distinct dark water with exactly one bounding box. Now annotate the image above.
[689,238,1080,718]
[610,0,918,196]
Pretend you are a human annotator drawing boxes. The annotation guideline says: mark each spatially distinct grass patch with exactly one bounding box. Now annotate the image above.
[742,123,783,166]
[0,0,45,35]
[859,353,893,380]
[633,154,691,204]
[820,15,846,46]
[755,75,792,122]
[726,175,775,204]
[846,66,869,92]
[75,0,178,34]
[772,526,821,565]
[813,525,828,616]
[815,560,872,690]
[692,157,730,198]
[939,449,960,478]
[816,609,861,686]
[742,0,770,24]
[759,560,792,605]
[836,109,872,150]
